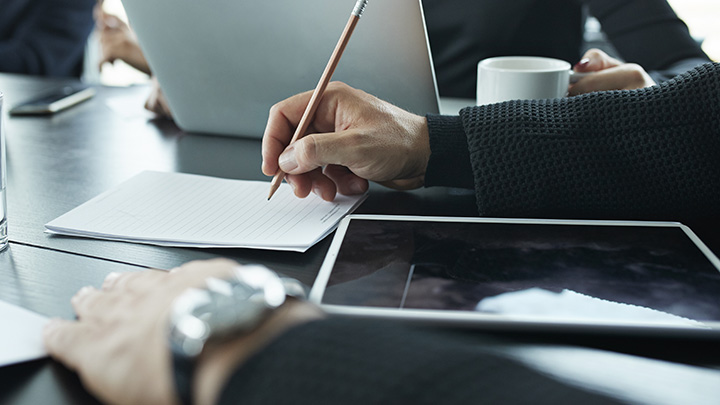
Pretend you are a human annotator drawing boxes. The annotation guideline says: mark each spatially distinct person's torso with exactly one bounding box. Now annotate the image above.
[423,0,584,98]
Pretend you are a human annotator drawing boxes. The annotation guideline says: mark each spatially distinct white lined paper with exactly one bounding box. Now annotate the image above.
[45,171,367,252]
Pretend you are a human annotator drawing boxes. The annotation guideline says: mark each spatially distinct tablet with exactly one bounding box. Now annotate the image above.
[310,215,720,337]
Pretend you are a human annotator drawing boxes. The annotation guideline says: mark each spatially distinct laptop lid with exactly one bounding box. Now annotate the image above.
[122,0,440,138]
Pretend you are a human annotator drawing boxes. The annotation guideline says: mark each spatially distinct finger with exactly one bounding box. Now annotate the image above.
[285,168,337,201]
[574,48,622,72]
[165,259,240,288]
[102,270,167,293]
[101,272,122,290]
[71,286,101,319]
[323,165,368,195]
[569,65,651,96]
[71,286,127,322]
[262,90,315,176]
[43,319,96,371]
[278,131,365,175]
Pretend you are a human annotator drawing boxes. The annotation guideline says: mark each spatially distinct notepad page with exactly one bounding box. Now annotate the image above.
[46,171,367,252]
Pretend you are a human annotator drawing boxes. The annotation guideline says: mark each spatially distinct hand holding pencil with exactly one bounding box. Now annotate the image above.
[266,0,370,200]
[261,82,431,201]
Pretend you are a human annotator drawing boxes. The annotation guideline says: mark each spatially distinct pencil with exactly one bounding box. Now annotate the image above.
[267,0,369,200]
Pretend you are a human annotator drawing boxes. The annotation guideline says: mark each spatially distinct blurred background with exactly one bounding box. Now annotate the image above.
[90,0,720,87]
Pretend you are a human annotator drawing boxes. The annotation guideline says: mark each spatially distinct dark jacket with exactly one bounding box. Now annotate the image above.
[0,0,95,77]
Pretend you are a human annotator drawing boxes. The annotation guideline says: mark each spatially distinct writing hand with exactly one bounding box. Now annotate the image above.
[261,81,430,201]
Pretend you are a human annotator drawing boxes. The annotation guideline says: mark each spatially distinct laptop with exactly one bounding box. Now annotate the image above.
[122,0,440,138]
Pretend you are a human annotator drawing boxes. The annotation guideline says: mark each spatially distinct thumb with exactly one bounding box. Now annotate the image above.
[278,131,357,175]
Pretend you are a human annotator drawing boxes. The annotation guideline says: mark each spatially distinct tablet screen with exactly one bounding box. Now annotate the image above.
[316,217,720,328]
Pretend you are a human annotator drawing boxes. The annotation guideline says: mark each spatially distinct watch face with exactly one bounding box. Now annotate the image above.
[169,265,289,357]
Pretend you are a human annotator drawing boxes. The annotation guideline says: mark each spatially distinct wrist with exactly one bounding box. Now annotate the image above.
[193,301,324,405]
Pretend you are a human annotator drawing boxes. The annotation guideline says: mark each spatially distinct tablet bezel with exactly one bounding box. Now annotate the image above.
[310,215,720,337]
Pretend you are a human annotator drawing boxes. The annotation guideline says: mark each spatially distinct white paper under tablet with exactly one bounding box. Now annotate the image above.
[311,216,720,334]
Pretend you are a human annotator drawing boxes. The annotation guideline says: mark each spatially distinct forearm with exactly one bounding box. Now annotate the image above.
[648,57,715,84]
[216,317,621,404]
[194,301,324,405]
[426,63,720,220]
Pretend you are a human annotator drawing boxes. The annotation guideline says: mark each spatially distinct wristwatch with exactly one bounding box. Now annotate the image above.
[168,265,307,405]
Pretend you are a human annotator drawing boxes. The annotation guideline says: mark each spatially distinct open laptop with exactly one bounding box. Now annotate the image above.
[122,0,439,138]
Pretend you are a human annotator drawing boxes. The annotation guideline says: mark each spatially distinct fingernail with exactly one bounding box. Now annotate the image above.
[574,58,590,70]
[279,146,298,173]
[313,187,323,198]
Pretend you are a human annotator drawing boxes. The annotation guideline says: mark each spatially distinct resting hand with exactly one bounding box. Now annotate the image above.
[96,10,151,75]
[43,259,321,405]
[569,48,656,96]
[262,81,430,201]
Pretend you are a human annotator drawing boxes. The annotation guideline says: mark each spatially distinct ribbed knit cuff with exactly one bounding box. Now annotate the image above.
[425,114,474,189]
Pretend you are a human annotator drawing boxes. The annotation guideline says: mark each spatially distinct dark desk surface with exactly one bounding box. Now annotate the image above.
[0,74,479,404]
[1,74,718,404]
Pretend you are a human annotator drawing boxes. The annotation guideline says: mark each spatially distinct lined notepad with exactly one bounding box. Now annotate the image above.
[46,171,367,252]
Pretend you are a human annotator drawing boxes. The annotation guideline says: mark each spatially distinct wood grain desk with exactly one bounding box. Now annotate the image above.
[0,74,718,404]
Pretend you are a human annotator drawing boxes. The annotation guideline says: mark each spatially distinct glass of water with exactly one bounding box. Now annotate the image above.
[0,92,7,250]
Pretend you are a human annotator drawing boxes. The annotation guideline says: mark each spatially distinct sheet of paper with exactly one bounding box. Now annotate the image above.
[45,171,366,252]
[476,288,705,327]
[0,300,49,367]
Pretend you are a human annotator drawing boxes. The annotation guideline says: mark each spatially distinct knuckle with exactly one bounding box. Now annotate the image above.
[584,48,603,59]
[297,136,319,165]
[327,81,348,92]
[624,64,648,84]
[268,102,282,117]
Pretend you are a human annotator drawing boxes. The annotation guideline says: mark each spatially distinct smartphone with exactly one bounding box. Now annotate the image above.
[9,84,96,116]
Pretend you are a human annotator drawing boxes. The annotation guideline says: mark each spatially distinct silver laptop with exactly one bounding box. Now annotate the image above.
[122,0,440,138]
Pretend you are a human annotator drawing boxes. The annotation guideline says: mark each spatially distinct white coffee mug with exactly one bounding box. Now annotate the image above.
[476,56,579,105]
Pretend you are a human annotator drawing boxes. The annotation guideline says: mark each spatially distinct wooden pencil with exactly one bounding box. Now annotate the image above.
[267,0,369,200]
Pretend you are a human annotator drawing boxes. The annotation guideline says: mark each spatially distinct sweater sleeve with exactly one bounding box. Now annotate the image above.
[426,63,720,220]
[425,113,474,189]
[585,0,711,82]
[217,318,621,404]
[0,0,95,77]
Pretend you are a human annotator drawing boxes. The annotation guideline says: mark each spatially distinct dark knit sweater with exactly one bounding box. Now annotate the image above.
[219,318,623,404]
[426,63,720,220]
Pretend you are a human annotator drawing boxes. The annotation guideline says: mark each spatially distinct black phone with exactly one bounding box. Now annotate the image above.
[9,84,95,116]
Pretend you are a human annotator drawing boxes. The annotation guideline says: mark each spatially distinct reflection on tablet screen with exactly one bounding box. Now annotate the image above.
[321,220,720,326]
